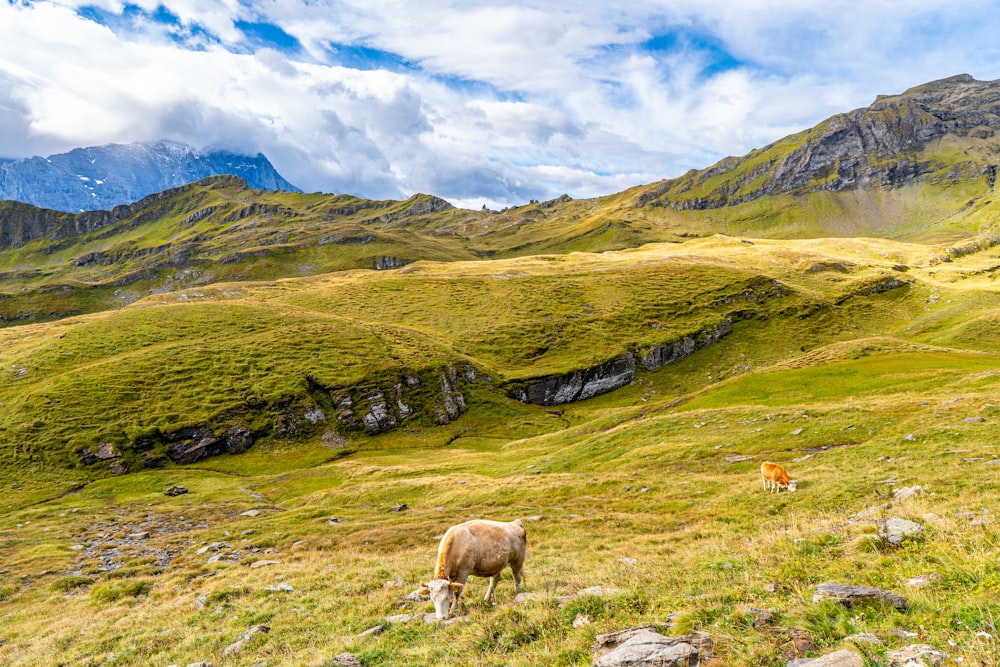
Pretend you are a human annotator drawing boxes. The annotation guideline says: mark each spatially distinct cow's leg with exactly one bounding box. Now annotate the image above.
[484,575,498,602]
[511,563,523,590]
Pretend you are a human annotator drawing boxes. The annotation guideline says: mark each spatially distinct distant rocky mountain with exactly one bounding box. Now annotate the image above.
[0,141,299,212]
[632,74,1000,211]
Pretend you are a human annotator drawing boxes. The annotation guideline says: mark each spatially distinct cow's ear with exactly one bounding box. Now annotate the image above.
[449,582,464,594]
[418,586,430,596]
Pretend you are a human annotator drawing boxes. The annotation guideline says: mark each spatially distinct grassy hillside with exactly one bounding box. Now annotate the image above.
[2,232,1000,664]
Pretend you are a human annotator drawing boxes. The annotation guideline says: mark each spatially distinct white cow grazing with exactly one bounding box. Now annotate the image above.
[420,518,527,619]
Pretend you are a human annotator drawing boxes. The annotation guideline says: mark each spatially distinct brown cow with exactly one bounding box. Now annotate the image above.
[419,518,527,619]
[761,461,797,492]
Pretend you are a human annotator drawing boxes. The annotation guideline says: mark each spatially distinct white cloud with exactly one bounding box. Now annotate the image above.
[2,1,1000,207]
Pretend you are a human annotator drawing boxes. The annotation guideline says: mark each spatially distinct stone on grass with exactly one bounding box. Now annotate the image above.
[905,573,940,589]
[573,613,592,628]
[250,559,280,569]
[813,583,909,611]
[880,518,923,545]
[786,650,863,667]
[357,625,384,639]
[164,485,188,496]
[329,654,361,667]
[593,629,712,667]
[265,582,294,592]
[223,625,269,656]
[885,644,948,667]
[892,486,925,502]
[592,627,710,660]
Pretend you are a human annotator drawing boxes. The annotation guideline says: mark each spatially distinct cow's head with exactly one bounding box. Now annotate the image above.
[421,578,464,619]
[786,479,798,492]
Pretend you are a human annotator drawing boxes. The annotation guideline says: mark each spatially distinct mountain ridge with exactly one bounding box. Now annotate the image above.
[0,140,300,212]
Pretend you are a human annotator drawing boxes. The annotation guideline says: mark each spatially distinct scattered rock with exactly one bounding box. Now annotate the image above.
[781,633,819,660]
[790,428,804,435]
[725,455,755,463]
[573,613,592,628]
[404,588,430,602]
[328,517,342,524]
[743,606,775,629]
[194,593,208,610]
[892,485,925,501]
[522,515,543,521]
[223,625,269,656]
[786,650,863,667]
[164,485,189,497]
[196,542,230,555]
[892,629,919,639]
[793,454,815,462]
[763,582,784,594]
[964,416,986,423]
[250,559,280,569]
[905,573,940,589]
[880,518,923,545]
[885,644,948,667]
[329,653,362,667]
[392,503,409,512]
[812,583,909,611]
[616,557,638,565]
[240,509,263,517]
[514,591,544,604]
[357,625,384,639]
[593,629,713,667]
[904,433,916,441]
[264,583,294,592]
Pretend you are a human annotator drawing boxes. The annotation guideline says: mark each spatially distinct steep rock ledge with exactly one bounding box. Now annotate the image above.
[509,319,738,406]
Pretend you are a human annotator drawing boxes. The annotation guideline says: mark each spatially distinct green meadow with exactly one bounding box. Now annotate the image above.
[1,231,1000,665]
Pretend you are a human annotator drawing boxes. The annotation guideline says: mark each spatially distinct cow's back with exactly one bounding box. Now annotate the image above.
[438,519,526,579]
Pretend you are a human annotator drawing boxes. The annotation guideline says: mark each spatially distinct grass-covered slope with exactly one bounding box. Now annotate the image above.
[2,233,1000,664]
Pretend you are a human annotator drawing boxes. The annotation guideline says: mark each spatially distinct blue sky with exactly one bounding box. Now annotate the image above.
[2,1,1000,208]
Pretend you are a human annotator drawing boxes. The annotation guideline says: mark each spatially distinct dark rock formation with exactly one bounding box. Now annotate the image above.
[373,256,410,270]
[510,354,636,406]
[165,427,225,464]
[641,320,734,371]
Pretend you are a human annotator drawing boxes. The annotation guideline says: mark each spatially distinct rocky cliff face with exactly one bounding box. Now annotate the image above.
[0,140,299,212]
[637,74,1000,210]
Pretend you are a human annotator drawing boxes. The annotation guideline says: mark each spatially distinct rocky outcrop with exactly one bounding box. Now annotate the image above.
[373,256,410,270]
[640,319,734,371]
[511,353,636,406]
[512,318,739,405]
[330,365,478,435]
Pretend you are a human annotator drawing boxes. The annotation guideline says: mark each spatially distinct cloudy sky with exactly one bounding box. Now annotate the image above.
[2,1,1000,208]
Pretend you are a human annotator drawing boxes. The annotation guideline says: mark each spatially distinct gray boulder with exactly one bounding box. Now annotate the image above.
[880,518,923,545]
[886,644,948,667]
[813,583,909,611]
[592,629,712,667]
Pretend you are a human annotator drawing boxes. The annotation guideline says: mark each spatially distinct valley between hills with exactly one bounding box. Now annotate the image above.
[2,75,1000,666]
